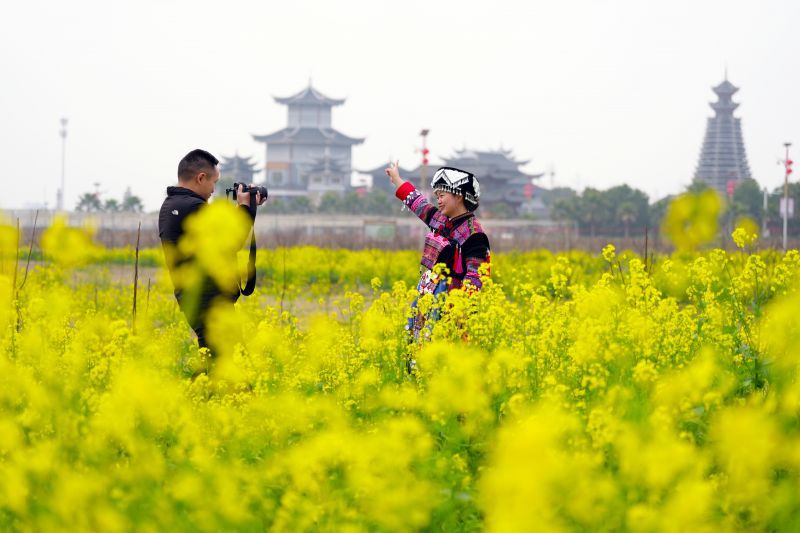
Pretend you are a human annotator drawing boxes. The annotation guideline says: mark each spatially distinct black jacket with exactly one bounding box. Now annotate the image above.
[158,186,255,313]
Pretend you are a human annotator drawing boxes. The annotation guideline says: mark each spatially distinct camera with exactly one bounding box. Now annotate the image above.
[225,182,269,203]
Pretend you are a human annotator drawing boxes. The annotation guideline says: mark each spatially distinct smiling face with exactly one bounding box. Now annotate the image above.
[435,190,466,218]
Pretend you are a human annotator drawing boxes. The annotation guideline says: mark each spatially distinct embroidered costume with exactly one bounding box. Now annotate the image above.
[395,167,491,341]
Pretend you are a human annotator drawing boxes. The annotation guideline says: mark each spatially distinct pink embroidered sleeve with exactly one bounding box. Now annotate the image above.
[462,253,490,292]
[395,182,439,226]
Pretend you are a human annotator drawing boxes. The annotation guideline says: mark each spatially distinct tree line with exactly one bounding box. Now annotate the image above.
[75,187,144,213]
[550,178,800,238]
[77,175,800,234]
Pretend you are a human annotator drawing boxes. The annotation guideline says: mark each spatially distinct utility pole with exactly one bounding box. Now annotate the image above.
[782,142,793,251]
[57,117,68,211]
[419,129,430,196]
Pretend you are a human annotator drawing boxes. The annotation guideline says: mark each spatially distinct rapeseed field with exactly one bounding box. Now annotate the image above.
[1,209,799,531]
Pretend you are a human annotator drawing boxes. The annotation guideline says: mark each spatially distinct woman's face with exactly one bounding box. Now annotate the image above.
[435,190,465,218]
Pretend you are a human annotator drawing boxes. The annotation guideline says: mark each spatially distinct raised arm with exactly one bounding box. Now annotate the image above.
[385,161,440,227]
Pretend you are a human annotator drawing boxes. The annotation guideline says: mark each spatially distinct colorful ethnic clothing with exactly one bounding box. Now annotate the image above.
[396,182,491,289]
[395,182,491,339]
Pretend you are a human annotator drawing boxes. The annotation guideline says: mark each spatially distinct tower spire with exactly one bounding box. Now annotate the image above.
[693,76,752,194]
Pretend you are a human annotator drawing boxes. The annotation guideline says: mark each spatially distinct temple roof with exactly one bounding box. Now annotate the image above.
[274,84,345,106]
[447,148,530,168]
[220,154,259,172]
[709,77,741,115]
[362,163,542,186]
[305,155,349,174]
[713,79,739,96]
[440,149,543,183]
[362,156,547,208]
[362,149,543,183]
[253,127,364,146]
[710,100,740,114]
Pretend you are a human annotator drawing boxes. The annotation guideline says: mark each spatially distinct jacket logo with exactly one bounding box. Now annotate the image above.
[171,210,179,215]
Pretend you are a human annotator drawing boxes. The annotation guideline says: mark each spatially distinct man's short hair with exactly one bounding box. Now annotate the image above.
[178,149,219,181]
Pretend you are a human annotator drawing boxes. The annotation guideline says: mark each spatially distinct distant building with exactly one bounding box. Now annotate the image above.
[219,154,260,184]
[364,149,545,216]
[693,77,753,194]
[252,83,364,201]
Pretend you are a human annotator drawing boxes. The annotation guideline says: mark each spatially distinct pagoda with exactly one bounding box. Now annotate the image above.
[252,83,364,199]
[693,77,753,194]
[219,154,260,184]
[364,148,544,215]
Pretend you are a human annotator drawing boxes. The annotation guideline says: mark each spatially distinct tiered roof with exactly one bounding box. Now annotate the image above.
[693,76,753,193]
[219,153,260,184]
[709,79,740,115]
[273,84,345,106]
[363,148,544,208]
[253,127,364,145]
[444,148,534,178]
[220,154,259,175]
[252,83,363,147]
[305,155,349,175]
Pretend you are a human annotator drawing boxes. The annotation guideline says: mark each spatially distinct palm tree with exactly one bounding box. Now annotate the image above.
[121,188,144,212]
[616,201,638,238]
[75,192,102,212]
[580,189,607,238]
[552,197,579,222]
[104,198,121,212]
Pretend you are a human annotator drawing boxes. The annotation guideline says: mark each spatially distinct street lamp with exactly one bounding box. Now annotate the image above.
[57,117,68,211]
[782,142,793,251]
[419,129,430,195]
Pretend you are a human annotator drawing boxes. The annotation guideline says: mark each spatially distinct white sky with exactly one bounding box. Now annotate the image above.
[1,0,798,211]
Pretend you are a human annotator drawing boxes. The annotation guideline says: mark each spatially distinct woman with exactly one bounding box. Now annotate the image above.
[385,162,491,345]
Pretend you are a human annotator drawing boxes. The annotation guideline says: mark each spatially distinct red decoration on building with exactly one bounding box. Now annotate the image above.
[419,129,431,188]
[523,183,534,199]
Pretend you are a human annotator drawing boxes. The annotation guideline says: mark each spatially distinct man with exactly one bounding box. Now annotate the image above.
[158,149,266,358]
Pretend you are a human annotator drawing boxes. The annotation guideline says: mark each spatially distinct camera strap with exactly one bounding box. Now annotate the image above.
[240,229,257,296]
[239,194,258,296]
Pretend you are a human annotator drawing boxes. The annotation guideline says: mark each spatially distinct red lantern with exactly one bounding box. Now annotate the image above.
[787,158,794,175]
[523,183,534,199]
[726,179,736,196]
[422,158,429,165]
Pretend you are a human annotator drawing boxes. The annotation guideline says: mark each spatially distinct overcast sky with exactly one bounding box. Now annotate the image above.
[1,0,798,211]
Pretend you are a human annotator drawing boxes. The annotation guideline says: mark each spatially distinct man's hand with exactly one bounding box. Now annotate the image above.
[237,184,267,207]
[385,161,405,188]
